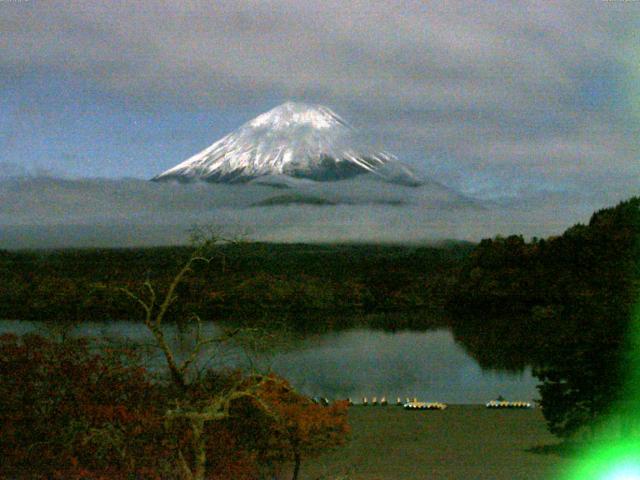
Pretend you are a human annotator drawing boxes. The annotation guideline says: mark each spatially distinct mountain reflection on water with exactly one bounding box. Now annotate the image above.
[0,320,538,404]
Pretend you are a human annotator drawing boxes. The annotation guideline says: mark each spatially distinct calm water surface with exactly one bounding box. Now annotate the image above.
[0,320,538,404]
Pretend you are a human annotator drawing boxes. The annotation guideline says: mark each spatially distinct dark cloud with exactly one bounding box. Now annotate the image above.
[2,1,638,200]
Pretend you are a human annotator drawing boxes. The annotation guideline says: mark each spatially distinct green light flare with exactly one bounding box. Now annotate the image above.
[564,439,640,480]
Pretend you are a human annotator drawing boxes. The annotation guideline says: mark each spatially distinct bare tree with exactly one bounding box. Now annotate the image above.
[118,232,349,480]
[119,232,282,480]
[119,263,211,390]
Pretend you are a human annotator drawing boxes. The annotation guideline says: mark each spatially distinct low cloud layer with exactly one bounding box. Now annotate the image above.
[0,176,625,249]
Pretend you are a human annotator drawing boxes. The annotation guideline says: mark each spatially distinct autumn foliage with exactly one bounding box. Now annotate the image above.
[0,333,350,479]
[0,333,170,478]
[256,377,351,480]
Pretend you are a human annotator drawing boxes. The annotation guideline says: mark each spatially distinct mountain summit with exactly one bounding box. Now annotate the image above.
[152,102,422,186]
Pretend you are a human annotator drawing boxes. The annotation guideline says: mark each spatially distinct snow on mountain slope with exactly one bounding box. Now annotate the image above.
[152,102,422,186]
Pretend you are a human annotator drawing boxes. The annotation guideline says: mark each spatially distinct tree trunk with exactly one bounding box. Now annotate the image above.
[192,418,207,480]
[149,324,188,391]
[291,451,301,480]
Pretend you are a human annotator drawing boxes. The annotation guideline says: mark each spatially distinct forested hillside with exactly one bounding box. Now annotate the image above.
[448,197,640,436]
[0,242,472,329]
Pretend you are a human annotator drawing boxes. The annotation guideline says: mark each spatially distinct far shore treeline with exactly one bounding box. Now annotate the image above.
[0,241,473,330]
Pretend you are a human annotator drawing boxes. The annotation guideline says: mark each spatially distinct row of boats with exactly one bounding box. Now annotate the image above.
[485,400,532,409]
[313,396,533,409]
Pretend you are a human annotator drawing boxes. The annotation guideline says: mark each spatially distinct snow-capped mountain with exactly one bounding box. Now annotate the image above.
[152,102,422,186]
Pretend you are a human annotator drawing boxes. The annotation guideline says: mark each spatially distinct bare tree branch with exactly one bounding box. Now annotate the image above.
[117,287,151,315]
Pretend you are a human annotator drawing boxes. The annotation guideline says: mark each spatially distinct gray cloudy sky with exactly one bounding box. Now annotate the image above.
[1,0,639,200]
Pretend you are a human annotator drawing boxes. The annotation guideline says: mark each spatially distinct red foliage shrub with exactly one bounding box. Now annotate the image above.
[258,376,351,466]
[209,374,351,479]
[0,333,167,479]
[0,335,350,479]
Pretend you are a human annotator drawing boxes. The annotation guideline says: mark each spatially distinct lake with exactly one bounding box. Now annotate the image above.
[0,320,538,404]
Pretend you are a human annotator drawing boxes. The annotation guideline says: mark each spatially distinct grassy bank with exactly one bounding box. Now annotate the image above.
[303,405,571,480]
